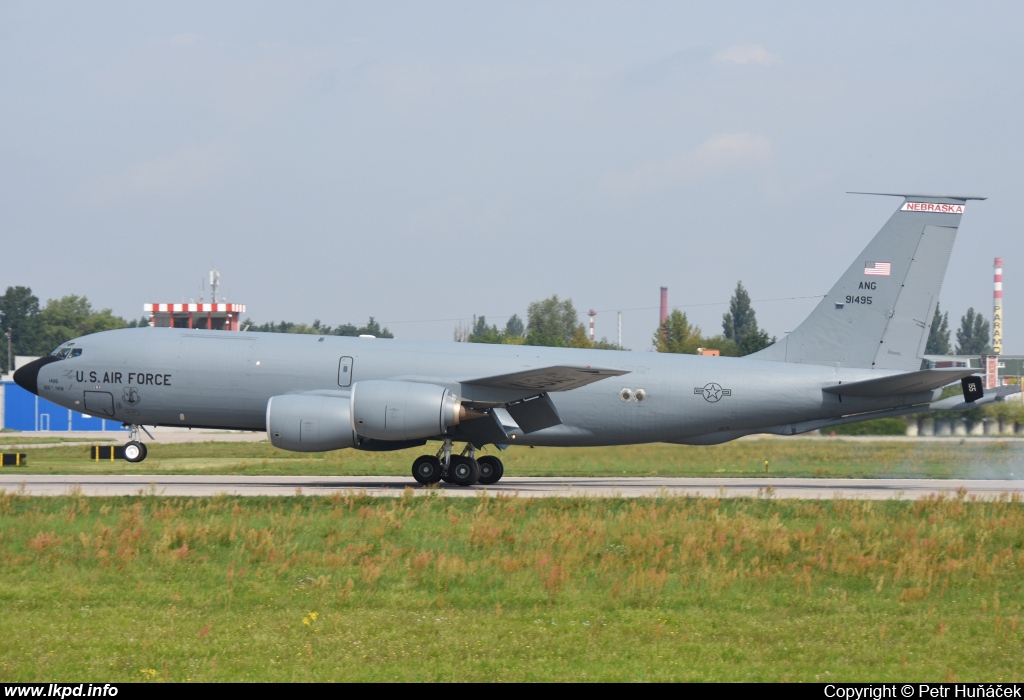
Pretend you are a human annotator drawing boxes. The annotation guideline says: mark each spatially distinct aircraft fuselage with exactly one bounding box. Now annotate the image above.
[24,327,925,447]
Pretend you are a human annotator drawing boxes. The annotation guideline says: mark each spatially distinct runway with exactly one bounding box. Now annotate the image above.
[1,474,1023,500]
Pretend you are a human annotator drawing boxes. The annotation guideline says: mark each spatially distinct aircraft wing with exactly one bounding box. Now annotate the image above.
[462,365,629,392]
[822,368,977,397]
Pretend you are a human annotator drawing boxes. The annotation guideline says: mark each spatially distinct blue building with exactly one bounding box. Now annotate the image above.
[1,382,124,431]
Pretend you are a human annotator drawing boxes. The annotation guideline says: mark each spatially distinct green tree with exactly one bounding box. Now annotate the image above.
[737,328,774,356]
[39,296,127,350]
[526,295,581,347]
[698,334,739,357]
[469,313,532,345]
[0,286,45,371]
[353,317,393,338]
[955,307,991,355]
[242,317,393,338]
[925,303,951,355]
[504,314,524,339]
[567,325,619,350]
[653,309,703,354]
[722,281,759,343]
[469,316,503,344]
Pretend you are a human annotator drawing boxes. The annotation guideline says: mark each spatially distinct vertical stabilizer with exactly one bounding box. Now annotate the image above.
[752,194,984,371]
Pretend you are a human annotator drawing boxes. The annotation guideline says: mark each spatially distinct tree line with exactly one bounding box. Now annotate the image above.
[242,318,393,338]
[652,282,775,356]
[467,283,999,359]
[655,287,995,357]
[0,285,393,373]
[925,303,992,355]
[462,296,618,349]
[0,286,141,373]
[0,281,999,375]
[464,282,776,356]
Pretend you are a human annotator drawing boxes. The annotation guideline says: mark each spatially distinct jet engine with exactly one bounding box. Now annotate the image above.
[266,394,355,452]
[351,380,462,441]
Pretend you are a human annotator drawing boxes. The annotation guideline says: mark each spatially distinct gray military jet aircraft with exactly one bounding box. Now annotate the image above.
[15,193,1013,486]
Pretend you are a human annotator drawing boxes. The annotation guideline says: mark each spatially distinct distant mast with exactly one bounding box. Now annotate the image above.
[993,258,1003,354]
[659,286,668,342]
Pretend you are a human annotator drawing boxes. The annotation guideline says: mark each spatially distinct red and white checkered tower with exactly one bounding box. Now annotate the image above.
[144,302,246,331]
[144,270,246,331]
[993,257,1003,355]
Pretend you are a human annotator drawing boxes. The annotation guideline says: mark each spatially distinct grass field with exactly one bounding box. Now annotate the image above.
[2,438,1023,479]
[0,493,1021,681]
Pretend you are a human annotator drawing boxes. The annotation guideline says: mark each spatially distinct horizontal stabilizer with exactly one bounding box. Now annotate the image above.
[822,368,975,397]
[848,192,987,201]
[928,383,1020,411]
[464,365,628,392]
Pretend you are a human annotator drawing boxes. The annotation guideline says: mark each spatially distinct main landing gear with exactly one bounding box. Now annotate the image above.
[410,440,504,487]
[122,424,154,463]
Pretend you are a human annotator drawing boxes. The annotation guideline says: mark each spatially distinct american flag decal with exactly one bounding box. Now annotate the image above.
[864,261,891,276]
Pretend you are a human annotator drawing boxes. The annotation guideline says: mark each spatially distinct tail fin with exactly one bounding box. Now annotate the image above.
[752,193,984,371]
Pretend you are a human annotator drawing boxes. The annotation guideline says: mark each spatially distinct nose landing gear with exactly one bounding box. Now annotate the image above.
[409,441,503,487]
[124,441,147,463]
[121,424,153,463]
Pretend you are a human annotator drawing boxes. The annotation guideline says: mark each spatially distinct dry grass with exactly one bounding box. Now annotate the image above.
[0,492,1021,681]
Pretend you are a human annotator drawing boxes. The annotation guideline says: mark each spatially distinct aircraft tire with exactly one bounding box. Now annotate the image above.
[124,441,147,463]
[411,456,443,485]
[449,455,480,486]
[476,456,504,485]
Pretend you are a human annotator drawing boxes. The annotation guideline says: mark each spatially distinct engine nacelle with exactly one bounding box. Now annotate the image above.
[351,380,460,441]
[266,394,355,452]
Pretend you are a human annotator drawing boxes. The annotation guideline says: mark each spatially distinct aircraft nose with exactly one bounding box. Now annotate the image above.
[13,356,60,395]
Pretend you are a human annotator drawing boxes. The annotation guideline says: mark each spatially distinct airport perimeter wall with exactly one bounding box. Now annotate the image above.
[0,382,124,432]
[905,415,1024,437]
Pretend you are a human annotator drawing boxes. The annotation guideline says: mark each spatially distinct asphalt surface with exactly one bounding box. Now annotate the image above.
[4,430,1024,447]
[1,474,1022,500]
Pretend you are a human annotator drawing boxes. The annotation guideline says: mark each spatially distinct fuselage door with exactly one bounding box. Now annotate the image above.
[84,390,115,417]
[338,356,354,387]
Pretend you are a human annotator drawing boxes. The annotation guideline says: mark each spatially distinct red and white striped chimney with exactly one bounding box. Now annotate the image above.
[993,257,1003,355]
[588,309,596,342]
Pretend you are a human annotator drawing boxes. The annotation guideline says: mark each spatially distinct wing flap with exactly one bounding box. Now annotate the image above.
[463,365,629,392]
[823,368,976,397]
[505,394,561,433]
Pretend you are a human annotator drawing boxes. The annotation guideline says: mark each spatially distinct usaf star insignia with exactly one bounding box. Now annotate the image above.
[694,382,732,403]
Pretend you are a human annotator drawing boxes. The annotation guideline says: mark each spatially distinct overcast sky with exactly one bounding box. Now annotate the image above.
[2,1,1022,352]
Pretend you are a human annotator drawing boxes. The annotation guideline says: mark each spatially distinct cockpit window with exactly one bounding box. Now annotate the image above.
[49,345,82,360]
